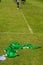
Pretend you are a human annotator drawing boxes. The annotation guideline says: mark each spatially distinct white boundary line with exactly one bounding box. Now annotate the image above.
[20,10,33,34]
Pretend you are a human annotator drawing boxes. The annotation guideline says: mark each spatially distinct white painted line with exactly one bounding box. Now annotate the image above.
[21,11,33,34]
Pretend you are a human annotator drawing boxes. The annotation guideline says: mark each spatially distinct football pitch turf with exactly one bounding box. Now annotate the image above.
[0,0,43,65]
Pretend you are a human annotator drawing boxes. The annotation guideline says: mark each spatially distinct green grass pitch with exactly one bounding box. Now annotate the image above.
[0,0,43,65]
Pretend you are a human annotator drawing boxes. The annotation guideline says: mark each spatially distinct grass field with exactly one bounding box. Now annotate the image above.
[0,0,43,65]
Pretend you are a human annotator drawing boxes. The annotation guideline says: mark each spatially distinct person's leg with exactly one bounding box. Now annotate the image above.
[17,2,19,8]
[21,0,26,4]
